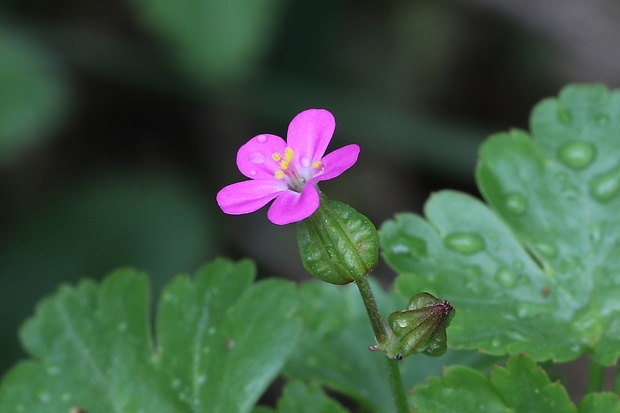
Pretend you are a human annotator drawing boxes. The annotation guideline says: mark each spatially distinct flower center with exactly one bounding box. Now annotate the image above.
[272,147,323,192]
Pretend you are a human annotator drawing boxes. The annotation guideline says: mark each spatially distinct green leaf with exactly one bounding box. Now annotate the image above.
[0,25,69,165]
[283,278,500,413]
[381,84,620,364]
[128,0,287,86]
[0,259,302,413]
[578,393,620,413]
[268,380,348,413]
[411,355,575,413]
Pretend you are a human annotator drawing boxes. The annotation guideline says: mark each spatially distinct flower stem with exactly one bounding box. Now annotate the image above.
[586,357,606,394]
[354,277,409,413]
[354,277,388,345]
[385,357,410,413]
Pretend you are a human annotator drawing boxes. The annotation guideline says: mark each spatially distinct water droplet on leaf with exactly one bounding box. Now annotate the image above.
[495,268,516,287]
[390,244,410,254]
[533,242,557,259]
[504,193,527,215]
[444,233,484,254]
[589,165,620,203]
[558,141,596,169]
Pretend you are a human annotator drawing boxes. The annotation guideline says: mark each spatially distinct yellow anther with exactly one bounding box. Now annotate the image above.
[311,161,323,169]
[274,170,285,180]
[280,147,295,170]
[272,152,282,161]
[284,147,294,161]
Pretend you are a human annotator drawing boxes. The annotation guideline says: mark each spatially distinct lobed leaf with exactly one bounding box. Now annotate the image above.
[381,84,620,364]
[410,354,577,413]
[0,259,302,413]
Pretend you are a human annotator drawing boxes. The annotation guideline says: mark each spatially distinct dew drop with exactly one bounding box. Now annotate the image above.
[300,156,310,167]
[516,304,529,319]
[491,338,501,348]
[557,107,573,125]
[533,242,557,259]
[444,233,484,254]
[118,321,127,332]
[504,193,527,215]
[589,165,620,203]
[513,260,524,270]
[390,244,410,254]
[495,268,516,287]
[61,392,72,401]
[38,392,50,403]
[171,378,181,389]
[588,223,602,244]
[557,141,596,169]
[197,375,207,385]
[256,134,268,143]
[250,152,265,164]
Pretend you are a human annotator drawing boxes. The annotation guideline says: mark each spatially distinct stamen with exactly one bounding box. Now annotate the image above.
[280,147,295,170]
[274,170,285,180]
[311,161,323,169]
[272,152,282,161]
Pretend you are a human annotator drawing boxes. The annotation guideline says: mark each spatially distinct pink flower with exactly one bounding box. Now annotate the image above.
[216,109,360,225]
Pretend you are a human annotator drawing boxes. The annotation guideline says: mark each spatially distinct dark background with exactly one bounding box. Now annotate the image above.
[1,0,619,394]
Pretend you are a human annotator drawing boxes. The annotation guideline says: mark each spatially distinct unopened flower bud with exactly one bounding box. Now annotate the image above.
[388,292,454,358]
[297,195,378,284]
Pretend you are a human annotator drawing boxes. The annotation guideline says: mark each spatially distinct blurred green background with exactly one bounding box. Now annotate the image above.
[1,0,619,377]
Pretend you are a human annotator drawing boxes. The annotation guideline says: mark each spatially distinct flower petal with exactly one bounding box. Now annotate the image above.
[267,184,320,225]
[216,179,287,215]
[287,109,335,167]
[236,134,287,180]
[311,144,360,183]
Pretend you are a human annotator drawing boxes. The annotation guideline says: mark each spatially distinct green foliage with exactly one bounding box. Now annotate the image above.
[253,380,349,413]
[411,355,580,413]
[381,84,620,364]
[0,172,217,363]
[0,25,69,165]
[283,279,499,413]
[0,259,302,413]
[578,393,620,413]
[128,0,287,86]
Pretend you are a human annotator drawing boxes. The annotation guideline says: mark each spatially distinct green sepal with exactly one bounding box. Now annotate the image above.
[388,292,454,358]
[297,195,378,284]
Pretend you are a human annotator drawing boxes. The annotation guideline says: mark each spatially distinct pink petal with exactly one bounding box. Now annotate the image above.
[267,184,320,225]
[217,179,287,215]
[287,109,335,168]
[237,134,287,180]
[311,144,360,183]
